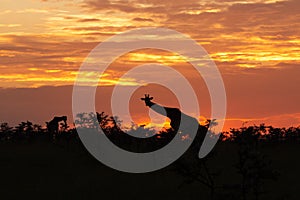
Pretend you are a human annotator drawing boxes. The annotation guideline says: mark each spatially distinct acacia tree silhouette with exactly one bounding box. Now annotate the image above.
[225,125,279,200]
[15,121,34,140]
[0,122,13,141]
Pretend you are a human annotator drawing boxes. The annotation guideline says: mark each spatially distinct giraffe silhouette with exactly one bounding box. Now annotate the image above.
[141,94,207,158]
[46,116,67,140]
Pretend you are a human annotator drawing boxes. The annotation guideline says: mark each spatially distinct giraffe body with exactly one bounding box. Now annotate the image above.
[141,94,206,157]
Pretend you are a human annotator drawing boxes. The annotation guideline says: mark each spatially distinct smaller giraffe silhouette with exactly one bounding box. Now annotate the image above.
[46,116,67,140]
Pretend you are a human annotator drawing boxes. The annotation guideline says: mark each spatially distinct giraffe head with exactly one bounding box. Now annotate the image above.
[141,94,154,107]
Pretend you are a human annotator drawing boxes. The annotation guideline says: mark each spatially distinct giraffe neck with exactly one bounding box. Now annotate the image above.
[146,101,155,107]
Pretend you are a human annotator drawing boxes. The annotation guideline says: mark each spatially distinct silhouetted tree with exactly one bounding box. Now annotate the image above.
[0,122,13,141]
[229,125,279,200]
[14,121,34,140]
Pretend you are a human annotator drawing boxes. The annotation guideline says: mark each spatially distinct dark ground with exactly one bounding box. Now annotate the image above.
[1,139,299,200]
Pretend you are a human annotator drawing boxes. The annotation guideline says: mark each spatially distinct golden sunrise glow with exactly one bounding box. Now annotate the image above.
[125,52,188,65]
[0,0,299,130]
[138,121,171,130]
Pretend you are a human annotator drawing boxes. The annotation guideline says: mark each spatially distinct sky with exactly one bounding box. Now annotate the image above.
[0,0,299,131]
